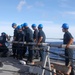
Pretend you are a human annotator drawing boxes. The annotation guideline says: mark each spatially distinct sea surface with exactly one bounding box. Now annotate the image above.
[49,41,75,62]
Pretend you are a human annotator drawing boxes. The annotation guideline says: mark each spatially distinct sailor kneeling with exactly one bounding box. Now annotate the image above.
[0,32,9,57]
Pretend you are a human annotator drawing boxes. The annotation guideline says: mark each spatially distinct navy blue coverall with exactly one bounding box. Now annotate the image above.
[63,31,74,75]
[38,29,46,62]
[12,28,18,58]
[24,27,34,62]
[0,35,8,57]
[17,31,24,60]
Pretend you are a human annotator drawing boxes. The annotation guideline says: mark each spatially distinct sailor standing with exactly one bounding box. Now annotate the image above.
[37,24,46,62]
[23,23,34,64]
[21,24,27,58]
[62,23,74,75]
[16,25,24,60]
[31,24,39,59]
[12,23,18,58]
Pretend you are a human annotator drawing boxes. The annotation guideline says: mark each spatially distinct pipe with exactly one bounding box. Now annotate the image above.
[7,41,75,49]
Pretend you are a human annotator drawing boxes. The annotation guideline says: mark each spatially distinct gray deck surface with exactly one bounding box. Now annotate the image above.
[0,57,30,75]
[0,57,75,75]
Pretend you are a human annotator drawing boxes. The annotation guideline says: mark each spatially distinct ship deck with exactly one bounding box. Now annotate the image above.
[0,56,75,75]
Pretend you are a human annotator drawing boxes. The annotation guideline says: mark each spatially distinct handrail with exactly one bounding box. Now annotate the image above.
[7,41,75,49]
[46,38,63,40]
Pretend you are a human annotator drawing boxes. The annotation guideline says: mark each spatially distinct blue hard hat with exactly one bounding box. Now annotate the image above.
[62,23,69,29]
[21,24,24,28]
[12,23,17,27]
[23,23,28,27]
[31,24,36,28]
[17,25,22,29]
[38,24,43,28]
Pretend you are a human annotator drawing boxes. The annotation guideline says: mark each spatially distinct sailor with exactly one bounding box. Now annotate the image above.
[31,24,39,59]
[21,24,25,31]
[21,24,27,58]
[0,32,4,67]
[31,24,38,42]
[1,32,9,41]
[16,25,24,60]
[0,32,9,57]
[23,23,34,64]
[62,23,74,75]
[12,23,18,58]
[37,24,46,62]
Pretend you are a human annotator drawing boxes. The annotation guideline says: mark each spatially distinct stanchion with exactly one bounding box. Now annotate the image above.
[42,46,52,75]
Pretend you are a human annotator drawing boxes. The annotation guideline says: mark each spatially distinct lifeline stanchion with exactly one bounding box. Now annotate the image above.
[42,46,52,75]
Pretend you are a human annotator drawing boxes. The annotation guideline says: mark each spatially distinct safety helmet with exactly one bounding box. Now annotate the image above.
[38,24,43,28]
[31,24,36,28]
[1,32,6,35]
[21,24,23,27]
[17,25,22,30]
[23,23,28,27]
[12,23,17,27]
[62,23,69,29]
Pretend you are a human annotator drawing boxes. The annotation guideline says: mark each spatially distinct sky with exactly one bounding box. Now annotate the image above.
[0,0,75,42]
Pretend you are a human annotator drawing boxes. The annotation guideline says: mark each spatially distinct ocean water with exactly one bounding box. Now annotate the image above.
[49,42,75,61]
